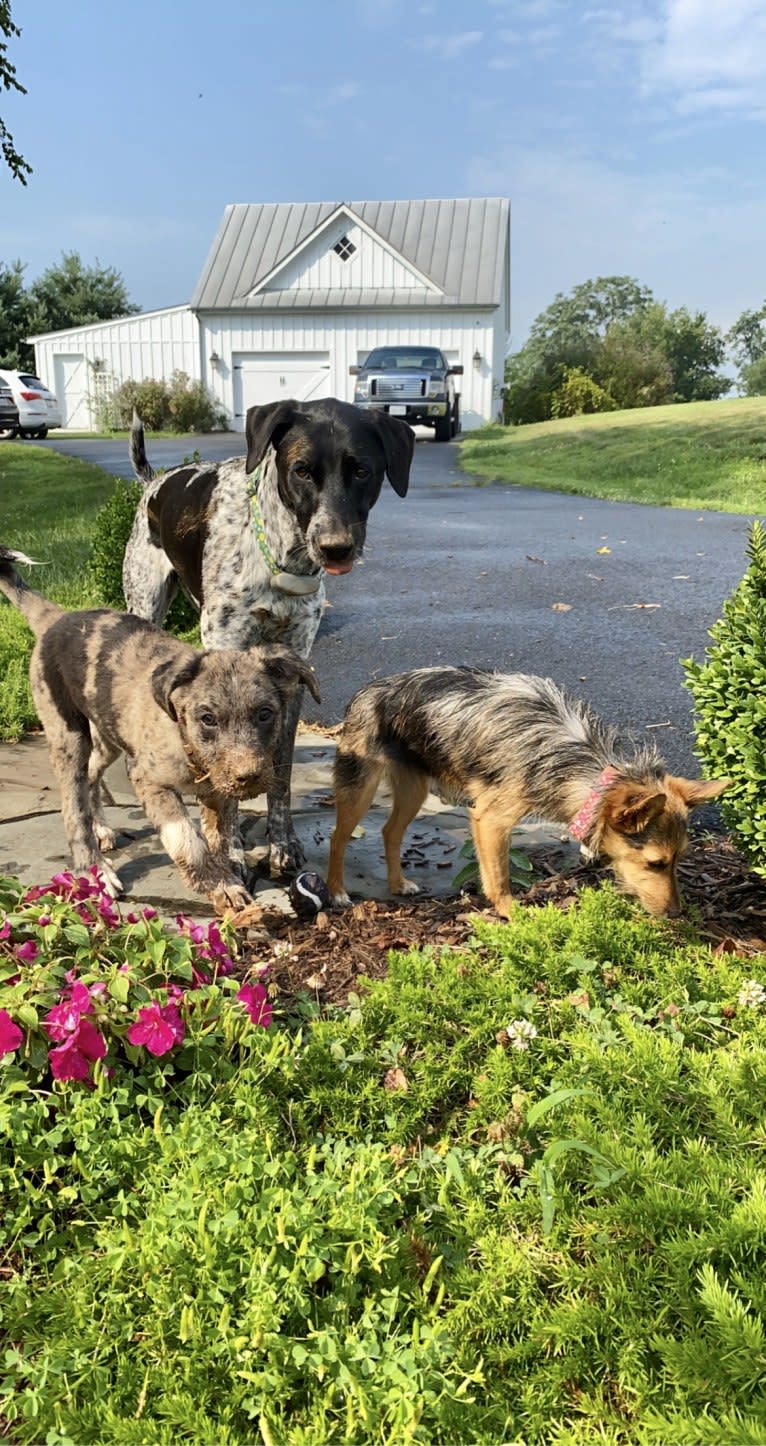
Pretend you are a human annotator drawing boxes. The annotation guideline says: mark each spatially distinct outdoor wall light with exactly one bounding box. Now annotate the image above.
[209,350,221,371]
[473,349,482,369]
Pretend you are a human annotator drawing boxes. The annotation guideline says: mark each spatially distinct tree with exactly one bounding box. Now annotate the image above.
[617,303,730,403]
[596,327,674,410]
[26,252,140,336]
[727,303,766,369]
[0,258,31,368]
[741,357,766,397]
[0,1,31,184]
[506,276,655,424]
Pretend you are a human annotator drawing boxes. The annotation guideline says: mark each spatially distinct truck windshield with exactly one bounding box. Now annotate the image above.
[363,349,444,371]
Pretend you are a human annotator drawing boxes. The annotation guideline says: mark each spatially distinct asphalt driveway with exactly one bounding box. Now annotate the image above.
[36,428,752,776]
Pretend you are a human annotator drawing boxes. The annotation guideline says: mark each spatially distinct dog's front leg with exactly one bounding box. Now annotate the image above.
[199,798,247,889]
[265,685,305,878]
[132,774,253,914]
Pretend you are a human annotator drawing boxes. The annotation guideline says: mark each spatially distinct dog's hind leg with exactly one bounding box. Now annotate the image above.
[87,729,120,851]
[122,503,179,625]
[327,756,385,905]
[39,711,123,897]
[381,765,430,897]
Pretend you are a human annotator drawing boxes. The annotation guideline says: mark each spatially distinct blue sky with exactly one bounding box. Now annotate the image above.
[1,0,765,348]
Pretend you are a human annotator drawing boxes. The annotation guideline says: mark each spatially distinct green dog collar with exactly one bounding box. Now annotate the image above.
[247,467,322,597]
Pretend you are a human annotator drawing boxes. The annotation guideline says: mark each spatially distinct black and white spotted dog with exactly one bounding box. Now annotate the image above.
[123,397,414,876]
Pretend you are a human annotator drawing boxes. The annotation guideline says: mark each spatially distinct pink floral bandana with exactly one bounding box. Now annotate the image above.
[569,766,620,845]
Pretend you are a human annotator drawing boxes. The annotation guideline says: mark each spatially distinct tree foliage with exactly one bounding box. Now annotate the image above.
[0,258,30,368]
[0,252,139,371]
[27,252,140,336]
[0,1,31,184]
[505,276,731,425]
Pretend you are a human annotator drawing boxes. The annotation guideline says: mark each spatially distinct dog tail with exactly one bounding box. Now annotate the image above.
[0,544,61,633]
[129,411,155,484]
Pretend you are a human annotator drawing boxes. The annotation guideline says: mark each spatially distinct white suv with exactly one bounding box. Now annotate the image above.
[0,369,62,438]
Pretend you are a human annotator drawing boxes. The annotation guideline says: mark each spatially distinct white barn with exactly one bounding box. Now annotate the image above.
[29,197,510,433]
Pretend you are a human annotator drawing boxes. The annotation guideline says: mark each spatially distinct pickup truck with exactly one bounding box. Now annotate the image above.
[350,345,463,441]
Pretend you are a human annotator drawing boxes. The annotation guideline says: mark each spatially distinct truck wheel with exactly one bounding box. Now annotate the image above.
[434,410,452,442]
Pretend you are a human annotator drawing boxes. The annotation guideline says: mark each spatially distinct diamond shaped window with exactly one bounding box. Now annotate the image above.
[332,235,356,262]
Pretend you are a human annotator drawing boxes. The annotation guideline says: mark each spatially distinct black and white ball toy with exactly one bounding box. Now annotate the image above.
[288,871,331,919]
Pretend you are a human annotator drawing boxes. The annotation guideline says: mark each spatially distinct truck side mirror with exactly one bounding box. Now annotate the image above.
[448,365,464,376]
[349,365,361,376]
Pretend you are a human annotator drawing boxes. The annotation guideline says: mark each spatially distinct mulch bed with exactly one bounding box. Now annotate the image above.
[231,835,766,1008]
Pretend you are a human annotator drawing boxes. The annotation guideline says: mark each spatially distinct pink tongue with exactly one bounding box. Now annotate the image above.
[324,560,354,575]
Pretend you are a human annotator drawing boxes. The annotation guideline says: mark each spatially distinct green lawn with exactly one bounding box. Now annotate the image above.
[460,395,766,514]
[0,444,118,737]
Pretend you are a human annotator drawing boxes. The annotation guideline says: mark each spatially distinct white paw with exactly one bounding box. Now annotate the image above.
[97,861,123,898]
[94,823,118,852]
[394,878,420,897]
[212,881,254,915]
[330,889,352,908]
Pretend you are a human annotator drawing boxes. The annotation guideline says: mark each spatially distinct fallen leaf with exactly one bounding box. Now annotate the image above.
[586,573,604,581]
[607,602,661,611]
[526,554,547,564]
[383,1066,409,1092]
[351,824,366,839]
[226,902,266,930]
[552,602,572,612]
[596,546,611,555]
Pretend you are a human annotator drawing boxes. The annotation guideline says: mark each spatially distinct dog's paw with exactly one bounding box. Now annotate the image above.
[96,860,123,898]
[211,880,254,915]
[94,822,118,852]
[329,888,352,908]
[392,877,420,897]
[267,834,306,879]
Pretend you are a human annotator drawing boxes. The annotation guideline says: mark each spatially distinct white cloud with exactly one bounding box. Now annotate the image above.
[641,0,766,116]
[420,30,484,60]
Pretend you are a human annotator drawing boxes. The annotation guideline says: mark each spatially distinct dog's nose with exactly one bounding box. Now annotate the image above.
[319,541,356,576]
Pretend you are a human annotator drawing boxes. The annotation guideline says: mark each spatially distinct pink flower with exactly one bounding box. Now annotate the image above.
[0,1009,23,1055]
[237,982,273,1029]
[127,1000,185,1056]
[48,1016,106,1082]
[0,919,9,941]
[44,998,86,1042]
[14,939,38,963]
[37,915,51,927]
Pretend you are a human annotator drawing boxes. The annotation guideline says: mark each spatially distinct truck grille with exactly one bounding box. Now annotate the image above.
[372,375,427,399]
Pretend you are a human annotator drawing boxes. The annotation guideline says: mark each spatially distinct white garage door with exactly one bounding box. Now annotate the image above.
[53,353,90,429]
[232,352,332,428]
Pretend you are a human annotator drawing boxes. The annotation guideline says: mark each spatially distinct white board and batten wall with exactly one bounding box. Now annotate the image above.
[29,199,509,433]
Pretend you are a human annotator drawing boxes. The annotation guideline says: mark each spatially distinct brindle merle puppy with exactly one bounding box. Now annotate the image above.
[123,397,414,877]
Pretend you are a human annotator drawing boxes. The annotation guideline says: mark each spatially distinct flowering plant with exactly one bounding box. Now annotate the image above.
[0,869,272,1088]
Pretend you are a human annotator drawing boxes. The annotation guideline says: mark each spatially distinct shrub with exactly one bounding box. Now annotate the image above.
[550,366,616,418]
[167,369,226,432]
[88,480,199,633]
[113,378,171,432]
[683,519,766,875]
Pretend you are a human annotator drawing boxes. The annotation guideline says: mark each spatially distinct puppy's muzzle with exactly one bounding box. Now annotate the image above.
[210,755,275,800]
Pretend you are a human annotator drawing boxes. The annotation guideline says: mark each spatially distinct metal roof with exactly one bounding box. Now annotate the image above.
[192,198,509,312]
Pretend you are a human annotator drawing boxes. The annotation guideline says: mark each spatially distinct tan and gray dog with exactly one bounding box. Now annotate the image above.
[327,666,730,919]
[0,545,319,913]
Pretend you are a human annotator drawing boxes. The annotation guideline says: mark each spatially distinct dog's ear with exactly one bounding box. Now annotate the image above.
[245,400,299,474]
[367,411,415,497]
[260,648,321,705]
[602,782,667,835]
[151,655,203,723]
[667,776,733,808]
